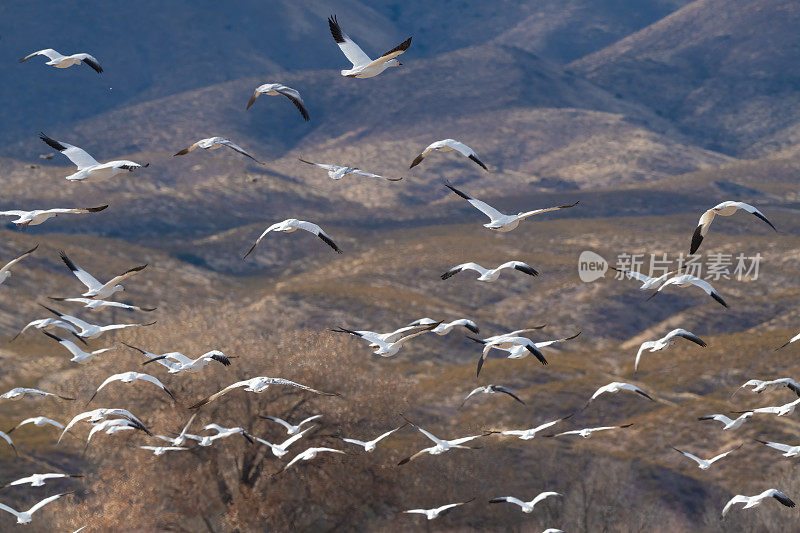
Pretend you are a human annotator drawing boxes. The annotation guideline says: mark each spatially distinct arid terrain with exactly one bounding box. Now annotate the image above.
[1,0,800,531]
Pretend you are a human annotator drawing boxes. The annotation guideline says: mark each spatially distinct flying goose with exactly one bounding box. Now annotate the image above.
[0,206,107,227]
[246,83,309,120]
[398,420,486,465]
[732,398,800,417]
[494,332,582,361]
[406,317,478,335]
[0,388,73,401]
[331,322,439,357]
[722,489,795,517]
[648,274,727,307]
[461,385,525,408]
[141,350,233,373]
[174,137,261,163]
[338,424,406,452]
[49,297,156,312]
[43,331,114,364]
[698,413,753,431]
[585,382,654,406]
[185,424,254,446]
[610,266,684,290]
[7,417,63,434]
[491,414,573,440]
[441,261,538,282]
[298,158,401,181]
[122,343,184,372]
[253,426,314,458]
[40,133,148,181]
[20,49,102,72]
[755,439,800,458]
[86,418,144,445]
[489,492,561,514]
[445,181,578,232]
[11,318,81,342]
[88,372,174,403]
[734,378,800,397]
[243,218,342,259]
[259,414,322,436]
[635,329,707,372]
[410,139,487,170]
[672,444,741,470]
[58,251,147,299]
[281,447,346,471]
[0,493,72,524]
[41,305,156,339]
[59,408,149,443]
[1,473,82,489]
[328,15,411,78]
[690,201,776,255]
[0,244,38,285]
[189,377,338,409]
[471,336,549,377]
[546,423,634,439]
[777,333,800,350]
[476,326,548,345]
[403,499,475,520]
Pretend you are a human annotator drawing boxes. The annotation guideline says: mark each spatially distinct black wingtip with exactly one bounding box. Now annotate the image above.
[464,323,479,334]
[318,233,342,254]
[690,225,703,255]
[711,292,728,308]
[39,133,66,152]
[444,180,471,200]
[328,15,345,43]
[468,154,488,171]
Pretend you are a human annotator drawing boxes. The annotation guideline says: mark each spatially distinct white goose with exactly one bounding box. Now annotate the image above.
[445,181,578,232]
[141,350,233,373]
[339,425,406,452]
[610,266,684,290]
[58,251,147,299]
[492,332,582,361]
[20,49,102,72]
[492,414,573,440]
[0,244,38,285]
[186,424,254,446]
[461,385,525,408]
[732,398,800,417]
[410,139,487,170]
[403,499,475,520]
[406,317,479,335]
[0,206,107,227]
[734,378,800,397]
[756,439,800,457]
[281,447,346,471]
[672,444,741,470]
[441,261,538,282]
[59,408,149,443]
[547,423,634,439]
[174,137,261,163]
[635,329,707,372]
[253,427,314,458]
[88,372,174,403]
[0,493,71,525]
[243,218,342,259]
[259,414,322,436]
[722,489,795,517]
[86,419,143,444]
[472,336,550,376]
[649,274,727,307]
[41,305,156,339]
[7,417,63,434]
[398,420,486,465]
[0,387,73,401]
[246,84,309,121]
[49,297,156,312]
[298,158,401,181]
[189,377,338,409]
[489,492,561,514]
[153,414,198,447]
[11,318,80,341]
[332,322,439,357]
[1,473,82,488]
[40,133,148,181]
[328,15,411,78]
[140,445,188,456]
[690,201,776,254]
[698,413,753,431]
[585,381,654,406]
[43,331,114,363]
